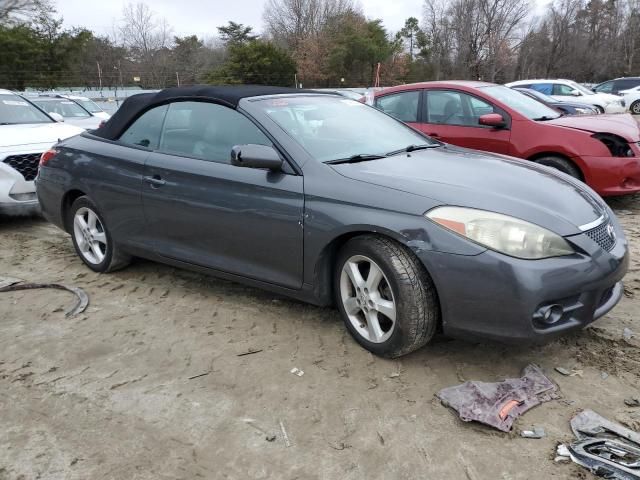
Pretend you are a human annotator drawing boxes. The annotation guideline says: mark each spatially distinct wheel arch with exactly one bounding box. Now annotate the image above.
[61,188,87,232]
[311,227,437,307]
[527,151,585,181]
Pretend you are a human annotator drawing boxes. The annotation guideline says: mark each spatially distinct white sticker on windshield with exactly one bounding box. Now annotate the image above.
[2,100,28,106]
[61,101,75,104]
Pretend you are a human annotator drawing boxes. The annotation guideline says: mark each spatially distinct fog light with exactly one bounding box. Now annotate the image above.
[540,304,564,325]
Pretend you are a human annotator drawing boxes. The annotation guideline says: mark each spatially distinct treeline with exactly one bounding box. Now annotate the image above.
[0,0,638,91]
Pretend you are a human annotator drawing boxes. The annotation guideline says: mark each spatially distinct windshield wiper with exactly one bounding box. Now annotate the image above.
[385,144,440,157]
[532,116,558,121]
[325,154,387,165]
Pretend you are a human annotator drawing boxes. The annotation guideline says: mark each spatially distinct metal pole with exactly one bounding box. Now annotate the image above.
[97,61,102,91]
[176,72,180,87]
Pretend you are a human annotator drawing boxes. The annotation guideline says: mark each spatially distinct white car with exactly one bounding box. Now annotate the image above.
[620,87,640,115]
[0,90,84,215]
[60,95,111,120]
[31,97,104,130]
[506,79,626,114]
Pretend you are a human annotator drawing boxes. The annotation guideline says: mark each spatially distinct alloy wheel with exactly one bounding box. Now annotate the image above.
[73,207,107,265]
[339,255,396,343]
[631,101,640,115]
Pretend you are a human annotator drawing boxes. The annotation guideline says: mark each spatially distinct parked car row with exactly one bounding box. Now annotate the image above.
[372,81,640,197]
[0,91,112,214]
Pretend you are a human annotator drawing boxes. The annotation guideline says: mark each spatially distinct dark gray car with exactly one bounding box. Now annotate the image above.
[36,86,628,357]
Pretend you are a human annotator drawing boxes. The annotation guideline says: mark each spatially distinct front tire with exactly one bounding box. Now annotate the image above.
[631,100,640,115]
[334,235,439,358]
[535,156,582,180]
[68,196,131,273]
[595,105,605,114]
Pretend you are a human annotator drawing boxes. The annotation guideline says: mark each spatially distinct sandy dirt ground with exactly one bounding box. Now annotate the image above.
[1,199,640,480]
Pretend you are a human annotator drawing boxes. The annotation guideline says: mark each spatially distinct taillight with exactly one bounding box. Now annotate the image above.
[40,149,58,167]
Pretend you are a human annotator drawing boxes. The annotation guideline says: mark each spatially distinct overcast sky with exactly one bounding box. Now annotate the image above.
[54,0,550,39]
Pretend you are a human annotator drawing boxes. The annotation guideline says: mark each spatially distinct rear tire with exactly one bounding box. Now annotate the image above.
[631,100,640,115]
[535,156,582,180]
[68,196,131,273]
[595,105,605,114]
[333,235,439,358]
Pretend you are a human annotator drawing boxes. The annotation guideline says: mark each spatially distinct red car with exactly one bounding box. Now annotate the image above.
[373,81,640,196]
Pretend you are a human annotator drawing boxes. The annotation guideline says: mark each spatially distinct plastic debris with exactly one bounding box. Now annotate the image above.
[436,364,559,432]
[290,367,304,377]
[554,366,582,377]
[563,409,640,479]
[555,444,571,463]
[623,328,634,341]
[521,426,546,439]
[0,277,89,317]
[601,372,610,380]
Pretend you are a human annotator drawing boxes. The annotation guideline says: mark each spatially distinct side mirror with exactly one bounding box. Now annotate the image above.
[570,89,581,97]
[230,144,283,171]
[49,112,64,122]
[478,113,506,128]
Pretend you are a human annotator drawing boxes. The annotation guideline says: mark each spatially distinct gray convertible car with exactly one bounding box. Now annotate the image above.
[36,86,628,357]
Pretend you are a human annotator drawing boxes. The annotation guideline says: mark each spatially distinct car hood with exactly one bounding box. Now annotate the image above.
[0,122,84,148]
[545,113,640,141]
[331,146,606,236]
[63,117,103,130]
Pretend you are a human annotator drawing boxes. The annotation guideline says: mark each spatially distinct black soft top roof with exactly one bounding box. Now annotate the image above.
[94,85,327,140]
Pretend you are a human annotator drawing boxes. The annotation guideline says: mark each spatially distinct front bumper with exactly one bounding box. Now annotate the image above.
[603,103,627,114]
[0,161,39,215]
[577,154,640,196]
[417,220,628,343]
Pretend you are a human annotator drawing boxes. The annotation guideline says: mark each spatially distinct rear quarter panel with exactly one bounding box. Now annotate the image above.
[39,134,150,248]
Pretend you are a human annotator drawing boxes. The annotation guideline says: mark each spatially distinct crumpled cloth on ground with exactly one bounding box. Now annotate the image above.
[437,364,559,432]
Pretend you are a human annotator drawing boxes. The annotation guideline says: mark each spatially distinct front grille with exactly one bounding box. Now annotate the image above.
[3,153,42,181]
[585,221,616,252]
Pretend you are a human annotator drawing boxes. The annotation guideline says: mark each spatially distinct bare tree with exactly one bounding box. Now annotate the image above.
[263,0,355,49]
[0,0,49,24]
[119,2,174,88]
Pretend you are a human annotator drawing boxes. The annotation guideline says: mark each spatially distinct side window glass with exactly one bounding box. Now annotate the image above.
[595,81,613,93]
[553,84,575,95]
[529,83,553,95]
[119,105,168,149]
[468,96,495,121]
[374,91,419,122]
[425,91,494,126]
[159,101,272,163]
[618,79,639,91]
[425,91,465,125]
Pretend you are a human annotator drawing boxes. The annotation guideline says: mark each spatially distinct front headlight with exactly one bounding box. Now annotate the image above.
[425,206,574,259]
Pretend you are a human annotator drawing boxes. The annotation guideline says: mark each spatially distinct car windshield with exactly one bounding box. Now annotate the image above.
[76,99,103,113]
[255,95,437,163]
[0,93,52,125]
[33,99,91,118]
[480,85,561,120]
[568,81,595,96]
